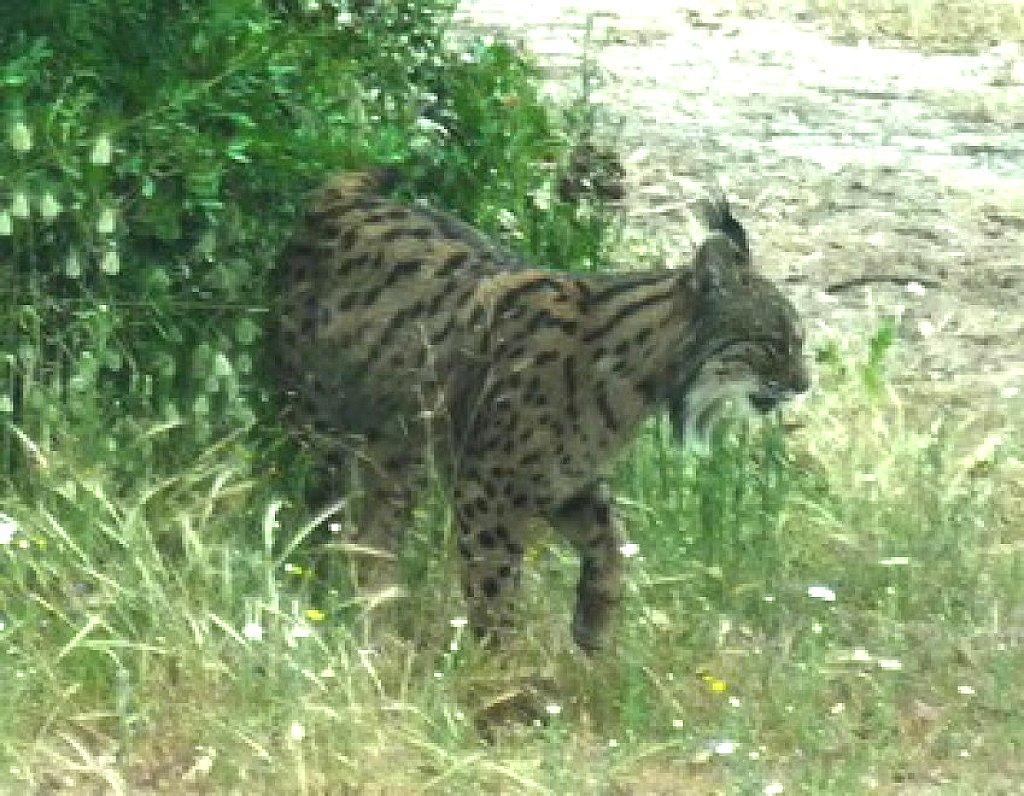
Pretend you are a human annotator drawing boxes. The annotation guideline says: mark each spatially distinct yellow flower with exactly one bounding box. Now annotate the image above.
[304,608,326,622]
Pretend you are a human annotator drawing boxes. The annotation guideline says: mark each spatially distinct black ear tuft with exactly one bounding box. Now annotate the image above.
[692,188,750,265]
[691,189,752,298]
[716,200,750,265]
[320,167,403,203]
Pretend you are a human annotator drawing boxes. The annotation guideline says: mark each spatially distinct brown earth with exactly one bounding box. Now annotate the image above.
[457,0,1024,429]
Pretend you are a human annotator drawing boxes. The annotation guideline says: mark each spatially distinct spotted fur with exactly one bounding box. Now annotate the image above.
[268,170,808,650]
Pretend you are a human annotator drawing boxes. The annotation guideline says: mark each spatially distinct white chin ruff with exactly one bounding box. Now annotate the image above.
[679,370,760,449]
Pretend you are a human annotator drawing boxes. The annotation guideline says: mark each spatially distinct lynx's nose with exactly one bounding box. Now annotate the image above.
[751,361,810,413]
[750,384,784,413]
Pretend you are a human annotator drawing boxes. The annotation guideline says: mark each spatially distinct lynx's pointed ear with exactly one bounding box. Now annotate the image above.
[688,189,752,297]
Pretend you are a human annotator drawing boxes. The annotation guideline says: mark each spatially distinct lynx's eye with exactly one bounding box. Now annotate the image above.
[759,339,786,362]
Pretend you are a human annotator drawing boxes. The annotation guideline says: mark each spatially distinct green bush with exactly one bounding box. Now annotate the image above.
[0,0,612,482]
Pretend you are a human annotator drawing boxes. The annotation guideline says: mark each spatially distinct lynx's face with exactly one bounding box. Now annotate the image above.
[668,229,809,443]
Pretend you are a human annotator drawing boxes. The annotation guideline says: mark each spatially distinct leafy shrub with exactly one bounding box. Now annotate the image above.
[0,0,613,481]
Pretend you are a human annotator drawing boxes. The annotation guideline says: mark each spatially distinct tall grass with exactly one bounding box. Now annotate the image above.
[3,311,1020,792]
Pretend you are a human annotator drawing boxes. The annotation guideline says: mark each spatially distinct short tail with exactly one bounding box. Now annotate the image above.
[315,166,402,207]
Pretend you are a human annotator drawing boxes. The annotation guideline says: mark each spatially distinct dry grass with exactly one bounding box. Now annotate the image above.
[805,0,1024,51]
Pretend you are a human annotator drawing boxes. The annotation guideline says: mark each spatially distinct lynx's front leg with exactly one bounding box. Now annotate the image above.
[549,482,624,651]
[340,441,427,594]
[453,478,528,647]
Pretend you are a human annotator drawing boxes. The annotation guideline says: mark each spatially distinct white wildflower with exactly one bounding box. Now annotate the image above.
[212,352,233,378]
[529,188,551,211]
[496,208,517,230]
[11,191,30,219]
[0,514,16,545]
[99,247,120,275]
[969,434,1003,466]
[97,206,117,235]
[66,249,81,278]
[242,622,263,641]
[807,585,836,602]
[90,135,112,166]
[10,121,31,153]
[182,748,215,782]
[39,192,61,221]
[414,116,447,136]
[619,542,640,558]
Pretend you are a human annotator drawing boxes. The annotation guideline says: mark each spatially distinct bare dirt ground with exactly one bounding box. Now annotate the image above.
[457,0,1024,429]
